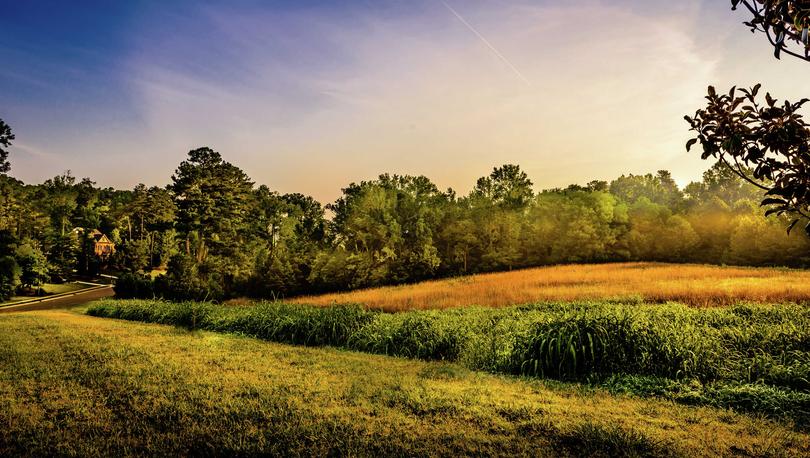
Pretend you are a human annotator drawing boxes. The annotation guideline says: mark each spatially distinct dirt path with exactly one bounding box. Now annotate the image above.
[0,286,114,313]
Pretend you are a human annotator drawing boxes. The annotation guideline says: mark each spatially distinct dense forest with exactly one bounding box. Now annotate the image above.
[1,136,809,301]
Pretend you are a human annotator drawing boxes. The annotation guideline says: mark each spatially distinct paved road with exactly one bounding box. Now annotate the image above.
[0,286,115,314]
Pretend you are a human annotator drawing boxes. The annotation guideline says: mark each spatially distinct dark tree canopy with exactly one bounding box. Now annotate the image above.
[0,118,14,174]
[170,147,254,260]
[686,84,810,234]
[472,164,534,209]
[733,0,810,60]
[609,171,683,208]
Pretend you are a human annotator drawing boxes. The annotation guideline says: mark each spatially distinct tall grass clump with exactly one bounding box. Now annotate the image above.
[204,302,375,347]
[507,307,721,380]
[87,300,214,330]
[348,309,482,360]
[89,300,374,347]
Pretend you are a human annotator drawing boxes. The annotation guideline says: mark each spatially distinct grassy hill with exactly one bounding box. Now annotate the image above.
[1,309,808,457]
[290,262,810,311]
[6,262,810,456]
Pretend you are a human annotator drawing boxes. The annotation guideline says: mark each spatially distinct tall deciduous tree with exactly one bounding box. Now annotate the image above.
[40,172,78,236]
[473,164,534,209]
[15,241,50,289]
[170,147,254,262]
[317,174,448,288]
[609,171,684,208]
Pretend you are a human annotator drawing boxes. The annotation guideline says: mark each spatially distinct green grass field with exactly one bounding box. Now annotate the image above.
[4,264,810,456]
[1,309,807,457]
[3,282,91,305]
[86,299,810,426]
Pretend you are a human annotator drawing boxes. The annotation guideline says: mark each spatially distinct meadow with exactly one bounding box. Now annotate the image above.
[87,299,810,427]
[290,262,810,311]
[1,309,808,457]
[12,262,810,456]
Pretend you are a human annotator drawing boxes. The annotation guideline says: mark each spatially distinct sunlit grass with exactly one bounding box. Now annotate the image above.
[291,262,810,311]
[88,299,810,425]
[1,310,807,456]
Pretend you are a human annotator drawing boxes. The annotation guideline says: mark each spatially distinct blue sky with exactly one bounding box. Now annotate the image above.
[3,0,810,202]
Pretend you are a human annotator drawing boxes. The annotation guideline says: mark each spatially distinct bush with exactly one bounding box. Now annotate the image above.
[153,254,225,302]
[0,256,20,301]
[114,272,155,299]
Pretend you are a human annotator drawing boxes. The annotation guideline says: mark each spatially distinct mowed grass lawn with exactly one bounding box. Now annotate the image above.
[1,311,808,457]
[291,262,810,311]
[3,282,90,305]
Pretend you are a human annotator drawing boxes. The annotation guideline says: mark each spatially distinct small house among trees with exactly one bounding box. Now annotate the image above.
[71,228,116,257]
[91,230,115,257]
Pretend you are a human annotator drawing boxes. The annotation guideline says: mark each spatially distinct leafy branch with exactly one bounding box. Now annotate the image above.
[733,0,810,60]
[685,84,810,234]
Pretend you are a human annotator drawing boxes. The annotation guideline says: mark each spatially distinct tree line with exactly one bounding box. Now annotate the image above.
[4,2,810,302]
[1,133,808,301]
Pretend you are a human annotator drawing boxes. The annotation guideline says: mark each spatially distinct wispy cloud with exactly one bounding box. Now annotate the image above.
[11,142,58,160]
[98,1,723,197]
[439,0,532,86]
[10,0,810,200]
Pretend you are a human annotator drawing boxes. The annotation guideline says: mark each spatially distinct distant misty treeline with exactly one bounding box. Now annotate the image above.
[1,147,808,301]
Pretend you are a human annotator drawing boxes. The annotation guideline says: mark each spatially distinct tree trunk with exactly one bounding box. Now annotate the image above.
[149,232,155,268]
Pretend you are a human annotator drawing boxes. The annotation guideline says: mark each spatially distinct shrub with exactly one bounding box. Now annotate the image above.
[114,272,155,299]
[151,253,226,302]
[0,256,20,301]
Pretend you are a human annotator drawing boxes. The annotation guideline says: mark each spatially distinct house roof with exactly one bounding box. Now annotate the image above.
[72,227,113,244]
[94,233,113,244]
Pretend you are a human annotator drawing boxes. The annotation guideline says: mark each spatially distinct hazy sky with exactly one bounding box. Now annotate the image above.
[3,0,810,203]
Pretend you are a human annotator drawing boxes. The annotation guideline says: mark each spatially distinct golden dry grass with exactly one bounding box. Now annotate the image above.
[291,262,810,311]
[0,310,807,456]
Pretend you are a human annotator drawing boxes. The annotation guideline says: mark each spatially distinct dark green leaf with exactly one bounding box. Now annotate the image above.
[760,198,787,207]
[787,219,800,235]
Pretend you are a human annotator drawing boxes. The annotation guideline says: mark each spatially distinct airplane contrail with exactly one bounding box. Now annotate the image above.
[440,0,532,86]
